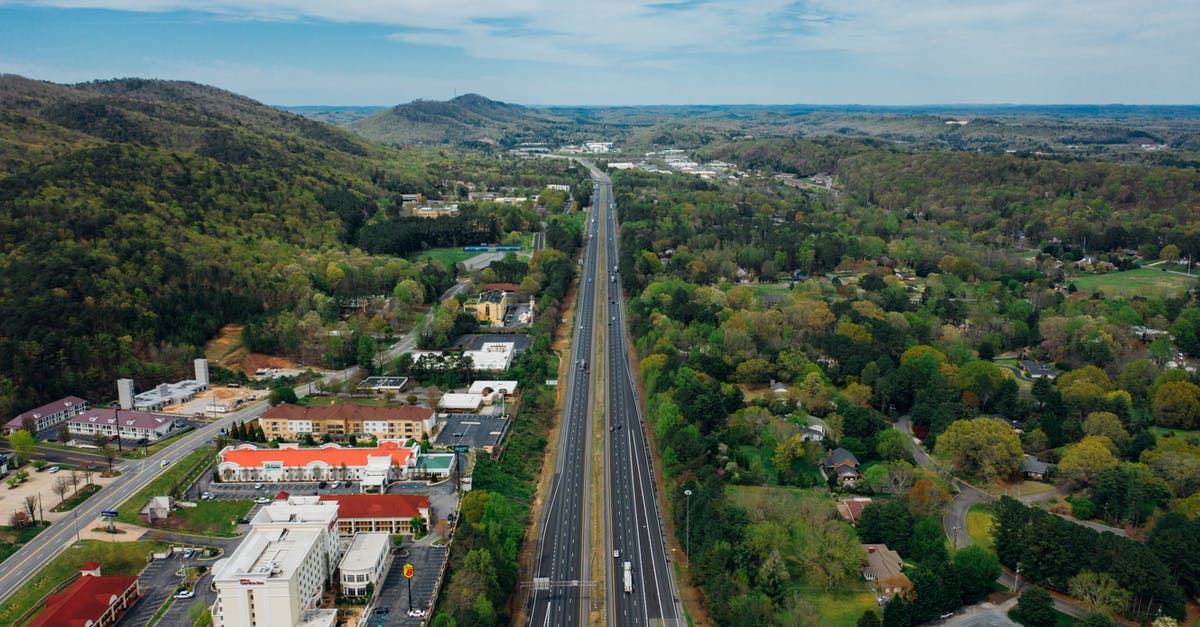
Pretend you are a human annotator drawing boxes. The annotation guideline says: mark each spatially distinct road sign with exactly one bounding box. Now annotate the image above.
[452,445,470,453]
[101,510,119,518]
[403,563,415,579]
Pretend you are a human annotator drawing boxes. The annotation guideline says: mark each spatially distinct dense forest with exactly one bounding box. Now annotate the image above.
[610,139,1200,624]
[0,76,587,416]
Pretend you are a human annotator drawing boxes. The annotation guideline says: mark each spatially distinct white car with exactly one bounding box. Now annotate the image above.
[254,496,270,504]
[407,609,427,617]
[48,466,60,473]
[613,549,620,558]
[330,481,341,489]
[175,590,195,599]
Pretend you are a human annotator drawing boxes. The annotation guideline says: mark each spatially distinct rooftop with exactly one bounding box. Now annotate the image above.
[318,493,430,519]
[439,393,483,410]
[221,440,416,469]
[28,568,137,627]
[862,544,905,580]
[338,533,390,573]
[214,525,322,583]
[262,402,433,423]
[477,289,506,303]
[68,408,177,431]
[6,396,88,429]
[467,380,518,396]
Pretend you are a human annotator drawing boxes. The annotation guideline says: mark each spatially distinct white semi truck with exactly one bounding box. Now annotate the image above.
[623,561,633,593]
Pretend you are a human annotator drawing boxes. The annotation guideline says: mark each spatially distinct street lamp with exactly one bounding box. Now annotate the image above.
[683,489,692,558]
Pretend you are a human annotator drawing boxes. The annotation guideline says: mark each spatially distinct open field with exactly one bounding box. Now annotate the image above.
[967,504,996,552]
[986,479,1056,499]
[1070,267,1197,299]
[727,484,830,519]
[116,448,215,526]
[797,585,880,627]
[171,500,254,537]
[0,540,170,626]
[406,247,477,267]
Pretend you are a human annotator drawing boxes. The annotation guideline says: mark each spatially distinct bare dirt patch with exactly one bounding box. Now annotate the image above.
[203,323,313,376]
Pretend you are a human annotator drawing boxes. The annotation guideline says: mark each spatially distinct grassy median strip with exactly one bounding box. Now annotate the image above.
[0,540,170,626]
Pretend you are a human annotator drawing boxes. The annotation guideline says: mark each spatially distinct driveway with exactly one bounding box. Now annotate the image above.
[116,552,193,627]
[374,543,448,626]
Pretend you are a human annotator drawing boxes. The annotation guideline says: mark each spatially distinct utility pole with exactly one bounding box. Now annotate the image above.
[683,489,692,557]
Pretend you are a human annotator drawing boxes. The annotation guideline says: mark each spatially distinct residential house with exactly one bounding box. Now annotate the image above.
[1020,454,1053,480]
[861,544,912,598]
[822,448,862,486]
[837,497,874,525]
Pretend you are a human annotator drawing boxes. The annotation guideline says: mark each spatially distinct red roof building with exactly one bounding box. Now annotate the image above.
[28,563,139,627]
[5,396,88,434]
[318,493,433,536]
[217,440,420,488]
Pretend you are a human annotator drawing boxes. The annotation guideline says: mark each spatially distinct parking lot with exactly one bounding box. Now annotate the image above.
[451,333,532,355]
[435,414,509,450]
[116,551,208,627]
[372,543,448,626]
[190,475,370,502]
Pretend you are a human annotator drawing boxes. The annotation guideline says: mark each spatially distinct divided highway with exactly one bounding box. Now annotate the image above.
[528,164,681,626]
[528,177,603,626]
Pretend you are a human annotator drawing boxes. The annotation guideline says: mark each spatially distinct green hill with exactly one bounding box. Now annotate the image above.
[0,75,423,416]
[347,93,590,146]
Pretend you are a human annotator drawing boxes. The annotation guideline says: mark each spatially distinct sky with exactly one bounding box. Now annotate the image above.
[0,0,1196,106]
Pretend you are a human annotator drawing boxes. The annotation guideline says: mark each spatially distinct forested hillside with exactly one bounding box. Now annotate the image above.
[0,75,436,416]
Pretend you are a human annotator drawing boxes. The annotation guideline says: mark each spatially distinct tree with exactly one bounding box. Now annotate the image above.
[269,385,298,406]
[858,501,914,554]
[1082,412,1129,446]
[857,609,882,627]
[52,475,70,504]
[23,494,37,523]
[57,425,71,444]
[411,515,428,537]
[1058,436,1119,489]
[1016,587,1056,627]
[908,518,948,564]
[934,417,1023,481]
[1068,571,1131,617]
[9,511,32,529]
[1151,380,1200,429]
[876,429,913,462]
[953,546,1000,603]
[9,430,34,466]
[907,479,951,519]
[100,443,115,470]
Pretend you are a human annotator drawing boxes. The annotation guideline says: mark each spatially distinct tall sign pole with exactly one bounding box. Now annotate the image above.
[404,563,415,611]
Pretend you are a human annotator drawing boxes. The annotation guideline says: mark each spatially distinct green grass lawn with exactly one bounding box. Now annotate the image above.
[51,483,101,512]
[406,247,478,268]
[0,540,170,626]
[1070,267,1197,298]
[967,504,996,553]
[799,585,880,627]
[1150,426,1200,439]
[170,500,254,537]
[116,447,215,526]
[120,426,197,459]
[0,522,49,564]
[987,480,1057,499]
[726,484,829,519]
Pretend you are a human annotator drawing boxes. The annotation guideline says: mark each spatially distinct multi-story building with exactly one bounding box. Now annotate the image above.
[67,409,182,442]
[258,403,435,441]
[463,290,508,325]
[217,441,420,490]
[211,498,340,627]
[4,396,88,434]
[316,494,433,537]
[337,532,391,597]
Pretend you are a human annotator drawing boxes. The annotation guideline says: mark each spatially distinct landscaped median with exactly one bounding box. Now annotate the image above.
[0,540,170,626]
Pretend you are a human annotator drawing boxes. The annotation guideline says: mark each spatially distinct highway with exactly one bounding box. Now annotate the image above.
[528,169,605,627]
[594,168,682,626]
[0,367,354,606]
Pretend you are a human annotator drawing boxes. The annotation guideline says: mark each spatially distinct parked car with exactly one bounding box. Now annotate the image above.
[48,466,60,473]
[254,496,270,504]
[183,549,194,559]
[254,483,264,490]
[174,590,194,599]
[330,481,340,489]
[318,481,328,489]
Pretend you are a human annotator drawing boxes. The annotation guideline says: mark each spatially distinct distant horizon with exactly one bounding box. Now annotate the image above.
[3,2,1196,106]
[278,100,1200,109]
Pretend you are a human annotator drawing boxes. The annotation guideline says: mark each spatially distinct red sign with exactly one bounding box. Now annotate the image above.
[240,579,264,586]
[403,563,415,579]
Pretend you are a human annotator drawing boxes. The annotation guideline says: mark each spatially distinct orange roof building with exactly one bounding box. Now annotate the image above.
[258,402,435,442]
[217,441,421,489]
[28,563,140,627]
[317,494,433,536]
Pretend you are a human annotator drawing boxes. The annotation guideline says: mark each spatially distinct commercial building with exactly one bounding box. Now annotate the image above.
[67,409,182,442]
[5,395,88,434]
[464,290,508,325]
[317,494,433,537]
[467,380,518,404]
[463,341,515,371]
[211,498,340,627]
[217,441,420,489]
[27,562,139,627]
[118,360,210,412]
[338,532,392,597]
[438,393,483,413]
[259,403,435,441]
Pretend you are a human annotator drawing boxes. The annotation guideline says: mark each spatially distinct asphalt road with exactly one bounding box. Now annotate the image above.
[376,280,469,369]
[595,166,682,627]
[0,367,356,606]
[527,171,603,627]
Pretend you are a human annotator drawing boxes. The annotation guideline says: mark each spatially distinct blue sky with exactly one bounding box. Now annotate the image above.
[0,1,1195,106]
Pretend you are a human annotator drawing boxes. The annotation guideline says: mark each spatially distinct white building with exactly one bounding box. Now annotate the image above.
[338,532,391,597]
[463,342,515,371]
[467,380,518,404]
[217,441,420,490]
[211,498,340,627]
[118,359,210,411]
[67,409,182,442]
[438,393,483,413]
[4,396,88,434]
